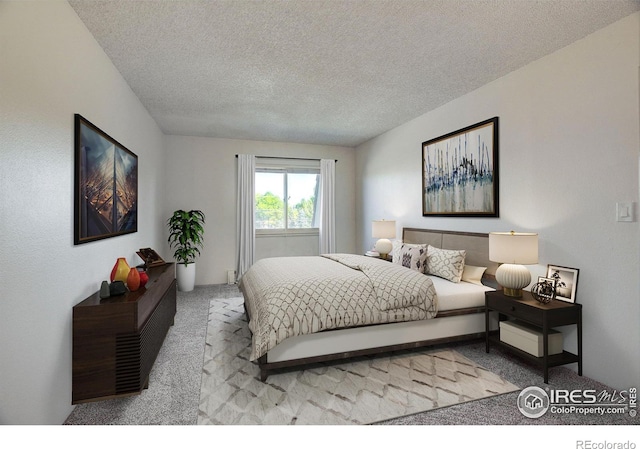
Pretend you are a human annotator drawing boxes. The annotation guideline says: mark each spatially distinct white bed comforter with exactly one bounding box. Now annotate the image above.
[238,254,438,361]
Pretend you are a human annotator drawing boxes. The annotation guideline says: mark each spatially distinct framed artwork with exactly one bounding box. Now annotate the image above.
[74,114,138,245]
[422,117,499,216]
[546,265,580,303]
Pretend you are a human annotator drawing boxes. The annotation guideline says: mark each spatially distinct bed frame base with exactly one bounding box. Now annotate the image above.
[256,331,485,382]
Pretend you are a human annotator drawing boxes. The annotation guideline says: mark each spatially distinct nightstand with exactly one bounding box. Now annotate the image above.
[485,290,582,383]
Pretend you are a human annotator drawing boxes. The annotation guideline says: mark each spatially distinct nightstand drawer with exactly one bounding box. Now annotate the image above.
[486,295,544,325]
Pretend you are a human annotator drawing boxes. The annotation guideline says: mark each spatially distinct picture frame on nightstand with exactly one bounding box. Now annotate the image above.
[546,264,579,303]
[535,276,557,301]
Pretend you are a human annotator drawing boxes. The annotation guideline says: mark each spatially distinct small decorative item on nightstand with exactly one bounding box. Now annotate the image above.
[546,265,580,303]
[531,277,556,304]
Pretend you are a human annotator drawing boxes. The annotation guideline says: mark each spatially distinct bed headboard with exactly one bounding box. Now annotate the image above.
[402,228,499,276]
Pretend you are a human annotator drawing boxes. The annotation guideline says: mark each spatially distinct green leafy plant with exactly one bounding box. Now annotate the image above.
[167,210,205,265]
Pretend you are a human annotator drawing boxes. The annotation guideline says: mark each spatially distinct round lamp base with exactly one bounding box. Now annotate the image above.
[495,264,531,298]
[375,238,392,259]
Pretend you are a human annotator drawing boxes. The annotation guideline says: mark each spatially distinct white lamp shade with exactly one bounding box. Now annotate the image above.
[372,220,396,239]
[489,232,538,264]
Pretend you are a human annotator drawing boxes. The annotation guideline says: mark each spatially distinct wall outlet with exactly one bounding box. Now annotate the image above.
[616,202,635,222]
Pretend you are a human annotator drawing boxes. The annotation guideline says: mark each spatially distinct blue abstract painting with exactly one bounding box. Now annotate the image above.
[422,117,499,217]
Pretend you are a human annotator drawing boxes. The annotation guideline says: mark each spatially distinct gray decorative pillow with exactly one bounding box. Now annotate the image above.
[426,245,466,283]
[395,243,428,273]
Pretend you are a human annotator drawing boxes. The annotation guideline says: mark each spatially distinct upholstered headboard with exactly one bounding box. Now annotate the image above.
[402,228,499,276]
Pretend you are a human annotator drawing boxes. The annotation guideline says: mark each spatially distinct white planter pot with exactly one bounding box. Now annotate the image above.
[176,263,196,292]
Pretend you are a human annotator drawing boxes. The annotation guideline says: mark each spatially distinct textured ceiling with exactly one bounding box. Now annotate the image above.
[69,0,640,147]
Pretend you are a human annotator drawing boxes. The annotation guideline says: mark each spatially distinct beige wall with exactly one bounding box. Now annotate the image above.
[356,13,640,390]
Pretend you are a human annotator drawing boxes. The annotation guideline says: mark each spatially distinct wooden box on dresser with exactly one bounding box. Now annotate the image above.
[72,263,176,404]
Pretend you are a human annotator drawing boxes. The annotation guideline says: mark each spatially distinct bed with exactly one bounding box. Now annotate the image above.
[239,228,500,381]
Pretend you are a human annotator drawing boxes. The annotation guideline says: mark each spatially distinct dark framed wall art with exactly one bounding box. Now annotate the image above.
[422,117,499,217]
[74,114,138,245]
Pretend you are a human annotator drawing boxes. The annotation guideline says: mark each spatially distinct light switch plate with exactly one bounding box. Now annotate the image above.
[616,202,634,222]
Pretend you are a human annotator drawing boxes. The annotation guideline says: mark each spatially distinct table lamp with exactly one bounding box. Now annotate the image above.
[372,220,396,260]
[489,231,538,298]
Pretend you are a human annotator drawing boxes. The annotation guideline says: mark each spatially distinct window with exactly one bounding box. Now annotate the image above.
[255,166,320,233]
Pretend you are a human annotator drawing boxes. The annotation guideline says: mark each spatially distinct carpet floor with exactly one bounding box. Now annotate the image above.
[65,284,638,426]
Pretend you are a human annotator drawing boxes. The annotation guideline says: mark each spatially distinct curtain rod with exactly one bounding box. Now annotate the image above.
[235,155,337,163]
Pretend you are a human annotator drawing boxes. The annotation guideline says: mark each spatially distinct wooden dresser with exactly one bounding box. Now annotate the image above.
[72,263,176,404]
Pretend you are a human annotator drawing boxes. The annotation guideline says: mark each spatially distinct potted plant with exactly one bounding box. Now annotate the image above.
[167,209,205,292]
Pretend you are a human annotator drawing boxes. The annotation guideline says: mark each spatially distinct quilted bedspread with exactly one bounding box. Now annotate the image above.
[238,254,438,361]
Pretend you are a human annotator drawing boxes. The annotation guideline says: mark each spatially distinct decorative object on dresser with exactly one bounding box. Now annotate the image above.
[99,280,110,299]
[74,114,138,245]
[138,268,149,288]
[72,263,176,404]
[546,264,579,303]
[485,289,582,383]
[372,219,396,260]
[422,117,499,217]
[136,247,165,268]
[108,280,126,296]
[167,210,205,292]
[110,257,130,283]
[127,266,141,291]
[489,231,538,297]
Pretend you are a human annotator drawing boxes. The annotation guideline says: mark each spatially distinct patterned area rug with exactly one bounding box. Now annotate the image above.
[198,297,519,425]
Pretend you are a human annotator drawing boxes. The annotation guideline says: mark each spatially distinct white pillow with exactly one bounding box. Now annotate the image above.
[395,243,428,273]
[426,245,466,283]
[392,242,426,264]
[391,239,404,262]
[461,265,487,285]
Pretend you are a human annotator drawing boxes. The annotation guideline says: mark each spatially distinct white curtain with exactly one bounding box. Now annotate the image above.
[236,154,255,280]
[319,159,336,254]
